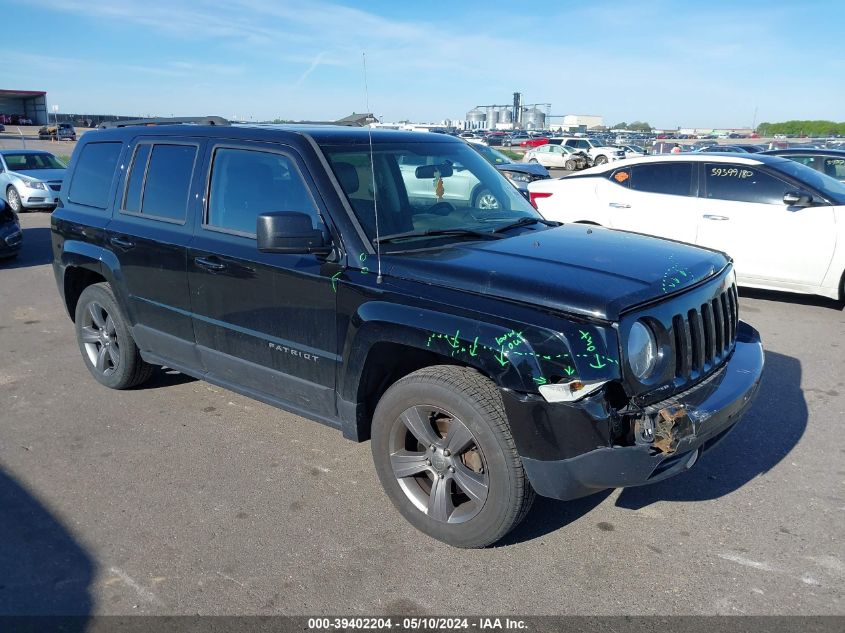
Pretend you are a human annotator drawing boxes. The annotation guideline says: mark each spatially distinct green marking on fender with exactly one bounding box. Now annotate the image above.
[563,366,575,376]
[533,376,548,385]
[494,346,508,367]
[589,354,607,369]
[469,337,479,357]
[330,271,342,293]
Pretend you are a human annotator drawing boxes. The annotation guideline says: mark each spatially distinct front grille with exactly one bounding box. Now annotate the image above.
[672,283,738,383]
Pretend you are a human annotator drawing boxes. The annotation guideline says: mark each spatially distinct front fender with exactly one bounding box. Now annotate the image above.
[339,300,622,402]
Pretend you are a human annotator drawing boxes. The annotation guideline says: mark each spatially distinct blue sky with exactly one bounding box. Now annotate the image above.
[1,0,841,128]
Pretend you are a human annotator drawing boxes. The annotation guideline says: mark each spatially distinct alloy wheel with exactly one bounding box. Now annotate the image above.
[80,301,120,376]
[388,405,489,524]
[6,188,21,213]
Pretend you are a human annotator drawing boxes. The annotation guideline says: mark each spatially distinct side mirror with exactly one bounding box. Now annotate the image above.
[256,212,332,255]
[783,190,813,208]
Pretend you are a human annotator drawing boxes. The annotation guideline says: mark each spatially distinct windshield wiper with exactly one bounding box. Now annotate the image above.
[491,217,562,234]
[374,227,504,245]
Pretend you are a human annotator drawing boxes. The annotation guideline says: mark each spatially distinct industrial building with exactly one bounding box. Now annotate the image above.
[465,93,550,130]
[0,89,48,125]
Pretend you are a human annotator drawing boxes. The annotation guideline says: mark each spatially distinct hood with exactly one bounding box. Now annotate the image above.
[382,225,728,322]
[495,163,549,178]
[11,168,66,182]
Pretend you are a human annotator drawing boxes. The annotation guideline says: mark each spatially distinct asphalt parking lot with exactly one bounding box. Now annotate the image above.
[1,211,844,616]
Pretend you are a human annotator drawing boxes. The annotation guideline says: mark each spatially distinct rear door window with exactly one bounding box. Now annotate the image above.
[628,162,694,196]
[824,157,845,180]
[120,143,197,222]
[67,142,122,209]
[704,163,792,204]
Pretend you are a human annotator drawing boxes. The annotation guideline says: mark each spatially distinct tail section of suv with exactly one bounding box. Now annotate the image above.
[52,118,763,547]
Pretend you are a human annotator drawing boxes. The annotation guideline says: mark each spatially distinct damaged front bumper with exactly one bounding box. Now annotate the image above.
[506,321,764,501]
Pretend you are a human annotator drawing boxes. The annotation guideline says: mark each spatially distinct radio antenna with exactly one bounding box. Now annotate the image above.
[363,52,383,284]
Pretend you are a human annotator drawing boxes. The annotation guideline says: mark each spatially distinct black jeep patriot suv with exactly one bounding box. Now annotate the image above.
[51,118,764,547]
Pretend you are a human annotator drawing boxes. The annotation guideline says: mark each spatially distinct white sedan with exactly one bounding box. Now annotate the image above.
[527,154,845,300]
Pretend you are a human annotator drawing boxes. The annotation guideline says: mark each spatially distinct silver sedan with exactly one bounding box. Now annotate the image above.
[0,150,67,213]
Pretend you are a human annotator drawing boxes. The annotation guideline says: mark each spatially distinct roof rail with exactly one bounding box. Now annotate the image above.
[98,116,230,129]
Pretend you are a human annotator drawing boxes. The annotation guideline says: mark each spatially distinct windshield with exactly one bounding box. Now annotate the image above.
[470,143,513,166]
[321,141,541,248]
[3,152,65,170]
[774,158,845,204]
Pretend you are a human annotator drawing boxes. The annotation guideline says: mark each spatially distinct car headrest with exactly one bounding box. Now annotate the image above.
[333,162,359,194]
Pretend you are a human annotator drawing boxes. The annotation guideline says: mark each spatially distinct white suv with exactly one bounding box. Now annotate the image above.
[552,138,625,165]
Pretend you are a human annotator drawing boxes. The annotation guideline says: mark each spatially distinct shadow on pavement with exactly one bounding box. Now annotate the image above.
[2,225,53,269]
[616,350,806,509]
[739,286,843,310]
[0,466,94,625]
[140,367,197,390]
[496,489,613,547]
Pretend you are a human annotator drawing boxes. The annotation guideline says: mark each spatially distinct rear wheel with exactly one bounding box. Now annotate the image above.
[528,158,539,164]
[594,155,608,165]
[6,187,22,213]
[74,283,154,389]
[371,366,534,548]
[564,159,576,171]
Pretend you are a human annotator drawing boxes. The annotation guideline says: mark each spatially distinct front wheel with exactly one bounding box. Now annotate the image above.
[473,188,500,210]
[593,155,608,165]
[371,366,534,548]
[6,187,22,213]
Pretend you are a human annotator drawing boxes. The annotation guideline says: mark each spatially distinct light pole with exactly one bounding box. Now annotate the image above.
[51,104,59,142]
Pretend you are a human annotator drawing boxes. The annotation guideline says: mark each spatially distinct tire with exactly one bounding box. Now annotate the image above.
[594,155,608,165]
[6,187,22,213]
[371,366,535,548]
[473,188,500,210]
[564,159,575,171]
[74,283,154,389]
[528,158,539,164]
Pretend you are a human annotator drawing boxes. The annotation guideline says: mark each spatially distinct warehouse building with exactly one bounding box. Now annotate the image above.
[0,89,48,125]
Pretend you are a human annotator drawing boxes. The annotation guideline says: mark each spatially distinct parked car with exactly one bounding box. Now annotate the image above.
[51,119,762,548]
[503,133,529,147]
[693,145,755,153]
[761,148,845,182]
[527,153,845,300]
[524,144,589,170]
[615,144,648,158]
[519,136,549,148]
[483,132,507,147]
[467,142,550,201]
[0,123,5,133]
[0,150,66,212]
[552,137,625,165]
[0,199,22,260]
[38,123,77,141]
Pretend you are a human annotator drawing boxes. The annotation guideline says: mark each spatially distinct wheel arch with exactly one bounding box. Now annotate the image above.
[60,241,127,322]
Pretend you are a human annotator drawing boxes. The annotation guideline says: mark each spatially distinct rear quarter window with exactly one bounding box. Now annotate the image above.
[67,142,122,209]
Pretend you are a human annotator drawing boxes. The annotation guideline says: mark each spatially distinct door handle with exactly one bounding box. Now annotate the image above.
[702,214,730,221]
[609,202,631,208]
[109,236,135,249]
[194,256,227,271]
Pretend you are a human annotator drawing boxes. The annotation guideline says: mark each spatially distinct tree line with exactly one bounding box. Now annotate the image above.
[757,120,845,136]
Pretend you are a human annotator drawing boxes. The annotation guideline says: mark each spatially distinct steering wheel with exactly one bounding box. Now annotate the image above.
[426,201,456,216]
